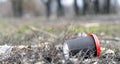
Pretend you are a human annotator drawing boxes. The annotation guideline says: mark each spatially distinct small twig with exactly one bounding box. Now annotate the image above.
[30,26,58,39]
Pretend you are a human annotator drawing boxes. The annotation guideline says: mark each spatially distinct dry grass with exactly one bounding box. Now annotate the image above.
[0,19,120,64]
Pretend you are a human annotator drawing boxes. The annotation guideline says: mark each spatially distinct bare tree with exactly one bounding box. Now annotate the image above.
[11,0,23,17]
[104,0,110,14]
[74,0,80,16]
[94,0,99,14]
[57,0,64,17]
[83,0,89,15]
[43,0,52,17]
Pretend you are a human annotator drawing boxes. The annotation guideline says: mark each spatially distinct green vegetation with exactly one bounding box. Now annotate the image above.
[0,21,120,45]
[69,25,120,36]
[44,27,55,33]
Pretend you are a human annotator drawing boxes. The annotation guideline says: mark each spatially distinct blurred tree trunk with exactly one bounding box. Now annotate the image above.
[57,0,64,17]
[45,0,52,17]
[104,0,110,14]
[74,0,80,16]
[94,0,99,14]
[83,0,88,15]
[11,0,23,17]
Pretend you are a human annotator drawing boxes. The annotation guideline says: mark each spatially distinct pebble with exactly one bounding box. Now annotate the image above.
[0,44,13,54]
[105,49,115,54]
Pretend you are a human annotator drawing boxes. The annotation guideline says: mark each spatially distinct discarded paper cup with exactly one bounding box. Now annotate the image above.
[63,33,101,59]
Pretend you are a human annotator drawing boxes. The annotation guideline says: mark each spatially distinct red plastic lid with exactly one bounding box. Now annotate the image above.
[87,33,101,57]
